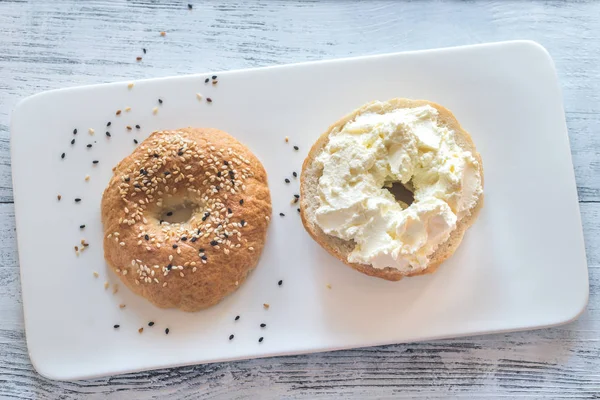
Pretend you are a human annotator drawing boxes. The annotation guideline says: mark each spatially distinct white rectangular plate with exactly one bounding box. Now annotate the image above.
[11,41,588,380]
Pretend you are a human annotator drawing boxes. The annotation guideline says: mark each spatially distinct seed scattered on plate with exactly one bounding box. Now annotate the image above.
[152,107,158,115]
[158,98,163,104]
[293,146,299,151]
[285,178,290,183]
[278,280,283,286]
[93,160,99,164]
[279,213,285,217]
[148,321,155,327]
[136,56,142,61]
[293,172,297,178]
[61,152,65,159]
[87,144,92,148]
[165,328,170,335]
[263,303,270,310]
[142,48,147,54]
[119,304,126,309]
[89,128,95,135]
[75,198,81,202]
[285,136,289,143]
[114,324,120,329]
[57,194,62,201]
[260,323,266,328]
[126,125,132,131]
[106,132,111,137]
[116,110,122,116]
[93,271,99,278]
[135,125,141,129]
[73,129,78,135]
[85,175,90,181]
[196,93,202,100]
[104,282,110,290]
[71,138,75,145]
[113,284,119,294]
[134,139,138,144]
[125,107,131,112]
[258,337,264,343]
[128,82,134,89]
[138,327,144,334]
[206,97,213,103]
[188,3,193,9]
[235,315,240,321]
[229,334,234,340]
[80,224,86,229]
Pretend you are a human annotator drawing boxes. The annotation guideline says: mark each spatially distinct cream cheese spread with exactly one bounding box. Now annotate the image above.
[314,104,482,272]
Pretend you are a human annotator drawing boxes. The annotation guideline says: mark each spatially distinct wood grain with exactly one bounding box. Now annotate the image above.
[1,0,599,398]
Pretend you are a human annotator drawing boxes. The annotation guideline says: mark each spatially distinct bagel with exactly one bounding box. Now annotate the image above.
[101,128,271,311]
[300,99,484,281]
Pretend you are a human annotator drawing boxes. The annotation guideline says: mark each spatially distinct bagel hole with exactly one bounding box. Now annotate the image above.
[385,181,414,207]
[161,202,196,224]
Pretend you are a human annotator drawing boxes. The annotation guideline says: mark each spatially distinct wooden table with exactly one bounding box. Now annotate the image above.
[1,1,599,398]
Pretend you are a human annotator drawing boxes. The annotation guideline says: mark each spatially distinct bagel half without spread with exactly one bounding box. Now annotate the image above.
[300,99,484,281]
[102,128,271,311]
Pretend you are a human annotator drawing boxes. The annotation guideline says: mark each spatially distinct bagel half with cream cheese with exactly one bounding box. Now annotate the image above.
[300,99,484,281]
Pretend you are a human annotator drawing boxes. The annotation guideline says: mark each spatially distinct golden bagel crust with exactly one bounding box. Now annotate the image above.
[300,99,484,281]
[102,128,271,311]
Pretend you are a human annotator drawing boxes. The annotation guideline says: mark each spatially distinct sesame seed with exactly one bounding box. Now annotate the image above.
[71,139,75,145]
[107,122,112,127]
[125,107,131,112]
[235,315,240,321]
[89,128,94,135]
[93,160,99,164]
[327,284,332,289]
[165,328,170,334]
[167,211,173,216]
[80,224,85,229]
[75,198,81,202]
[136,125,140,129]
[148,321,155,327]
[158,99,163,104]
[153,107,158,114]
[61,153,65,159]
[239,199,244,205]
[106,132,111,137]
[133,139,138,144]
[279,213,285,217]
[240,220,246,226]
[229,334,234,340]
[87,144,92,148]
[297,208,300,213]
[144,235,149,240]
[119,304,126,309]
[196,93,202,100]
[93,271,99,278]
[293,172,297,178]
[128,83,134,89]
[57,195,61,201]
[285,178,290,183]
[138,327,144,333]
[293,146,299,150]
[136,56,142,61]
[114,324,120,329]
[260,323,266,328]
[294,194,300,199]
[73,129,78,135]
[278,280,283,286]
[205,78,209,83]
[127,126,132,131]
[116,110,122,115]
[212,75,217,80]
[263,303,270,310]
[172,244,178,249]
[259,337,264,343]
[201,255,207,260]
[210,240,218,246]
[188,3,193,9]
[143,48,147,54]
[206,97,212,103]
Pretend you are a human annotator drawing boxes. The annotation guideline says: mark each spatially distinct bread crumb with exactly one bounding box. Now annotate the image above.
[263,303,270,310]
[139,327,144,333]
[128,82,134,89]
[104,282,109,290]
[92,271,99,278]
[119,304,126,309]
[113,284,119,294]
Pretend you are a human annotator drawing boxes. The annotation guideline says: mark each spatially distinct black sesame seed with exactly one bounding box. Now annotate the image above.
[107,121,111,127]
[293,172,297,177]
[223,233,229,238]
[93,160,99,164]
[124,177,130,182]
[285,178,290,183]
[178,151,184,156]
[206,97,213,103]
[259,337,264,343]
[73,129,78,135]
[240,220,246,226]
[133,139,138,144]
[199,248,205,252]
[87,144,92,148]
[235,315,240,321]
[158,99,163,104]
[143,48,147,54]
[205,78,209,83]
[188,3,193,9]
[166,211,173,216]
[136,125,141,129]
[172,244,178,249]
[140,168,147,175]
[164,171,170,175]
[228,208,232,214]
[181,237,187,241]
[114,324,120,329]
[80,225,85,229]
[106,131,111,137]
[148,321,155,327]
[217,171,222,177]
[278,280,283,286]
[229,334,234,340]
[224,160,229,166]
[294,194,300,199]
[201,255,208,260]
[167,264,172,270]
[260,323,266,328]
[297,208,300,213]
[239,199,244,205]
[71,139,75,145]
[160,219,164,224]
[61,153,65,159]
[294,146,299,150]
[210,240,218,246]
[75,198,81,202]
[279,213,285,217]
[191,237,197,243]
[144,234,149,240]
[165,328,169,334]
[212,75,217,80]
